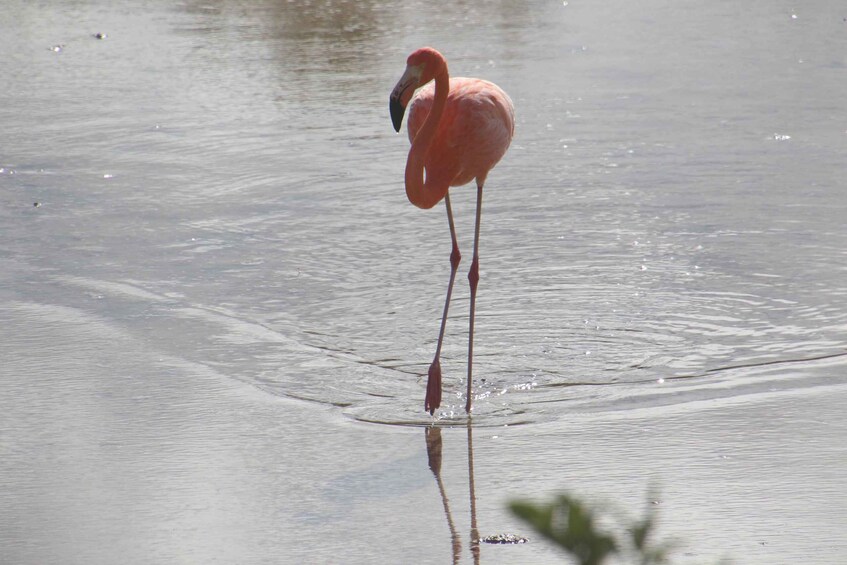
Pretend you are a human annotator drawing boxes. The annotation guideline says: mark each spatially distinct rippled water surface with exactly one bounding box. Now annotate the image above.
[2,1,846,563]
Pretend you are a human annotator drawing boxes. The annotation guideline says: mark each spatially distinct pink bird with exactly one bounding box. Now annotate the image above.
[389,47,515,415]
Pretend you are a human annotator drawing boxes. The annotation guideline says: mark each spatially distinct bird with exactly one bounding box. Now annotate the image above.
[389,47,515,415]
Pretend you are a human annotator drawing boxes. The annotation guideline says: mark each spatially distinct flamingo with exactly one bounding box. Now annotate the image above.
[389,47,515,415]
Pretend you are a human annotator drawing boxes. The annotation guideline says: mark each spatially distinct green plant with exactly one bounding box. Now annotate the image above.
[509,492,672,565]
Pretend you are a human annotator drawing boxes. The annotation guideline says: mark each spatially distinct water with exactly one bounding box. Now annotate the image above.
[2,0,846,563]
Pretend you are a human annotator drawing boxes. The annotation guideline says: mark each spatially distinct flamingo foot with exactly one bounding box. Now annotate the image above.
[425,359,443,415]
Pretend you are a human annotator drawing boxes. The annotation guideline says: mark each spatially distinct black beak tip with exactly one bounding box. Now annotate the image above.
[389,97,405,133]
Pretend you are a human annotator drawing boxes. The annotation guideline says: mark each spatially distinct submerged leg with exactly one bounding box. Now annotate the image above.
[465,184,483,414]
[425,192,461,415]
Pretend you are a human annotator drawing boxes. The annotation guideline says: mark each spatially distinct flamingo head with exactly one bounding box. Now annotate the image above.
[389,47,446,132]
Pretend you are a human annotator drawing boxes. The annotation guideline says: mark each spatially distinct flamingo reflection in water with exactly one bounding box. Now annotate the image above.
[424,424,527,563]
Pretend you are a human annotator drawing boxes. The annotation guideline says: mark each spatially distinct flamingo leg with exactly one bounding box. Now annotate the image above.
[425,191,461,415]
[465,184,483,414]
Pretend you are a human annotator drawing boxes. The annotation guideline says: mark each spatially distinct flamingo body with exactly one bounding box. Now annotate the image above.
[389,47,514,415]
[407,77,514,192]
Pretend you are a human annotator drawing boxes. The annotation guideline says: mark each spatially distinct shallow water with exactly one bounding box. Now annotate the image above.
[2,0,846,563]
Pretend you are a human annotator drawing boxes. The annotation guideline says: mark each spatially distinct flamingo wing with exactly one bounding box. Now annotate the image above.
[407,78,514,189]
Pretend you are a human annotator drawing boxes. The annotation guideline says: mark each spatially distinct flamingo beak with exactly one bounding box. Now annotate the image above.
[389,65,422,132]
[390,96,405,133]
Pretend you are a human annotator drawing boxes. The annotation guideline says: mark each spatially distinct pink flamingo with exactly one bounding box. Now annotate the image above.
[389,47,515,415]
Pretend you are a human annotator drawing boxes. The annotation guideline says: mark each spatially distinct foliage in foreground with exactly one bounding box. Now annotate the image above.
[509,492,673,565]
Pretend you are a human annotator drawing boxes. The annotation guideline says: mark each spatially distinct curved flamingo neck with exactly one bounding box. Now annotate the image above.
[405,67,449,210]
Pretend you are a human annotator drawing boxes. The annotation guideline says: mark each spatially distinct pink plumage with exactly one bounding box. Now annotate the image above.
[407,77,515,190]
